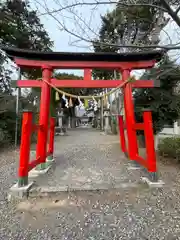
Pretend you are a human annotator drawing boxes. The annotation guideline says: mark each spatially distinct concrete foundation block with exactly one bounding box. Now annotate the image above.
[127,160,141,170]
[46,156,55,166]
[141,177,165,188]
[128,165,141,170]
[29,165,51,178]
[8,181,34,200]
[46,158,55,163]
[32,186,69,196]
[42,186,69,192]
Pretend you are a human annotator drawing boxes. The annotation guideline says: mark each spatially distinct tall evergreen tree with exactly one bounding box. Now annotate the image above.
[135,55,180,134]
[0,0,53,79]
[92,2,180,134]
[93,2,166,80]
[0,0,53,145]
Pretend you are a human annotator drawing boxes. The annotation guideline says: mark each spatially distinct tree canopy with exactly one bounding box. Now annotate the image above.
[0,0,53,81]
[92,2,180,134]
[0,0,53,145]
[0,0,53,50]
[135,55,180,134]
[93,3,166,80]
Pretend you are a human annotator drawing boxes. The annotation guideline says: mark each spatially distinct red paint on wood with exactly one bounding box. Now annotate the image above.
[16,79,156,88]
[122,70,138,160]
[15,58,156,69]
[28,158,41,171]
[18,112,32,178]
[136,155,148,168]
[118,115,127,153]
[36,66,52,164]
[48,118,55,155]
[17,80,42,88]
[133,123,144,130]
[143,111,157,172]
[84,69,91,81]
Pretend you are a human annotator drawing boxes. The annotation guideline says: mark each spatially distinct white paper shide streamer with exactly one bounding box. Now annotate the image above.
[62,94,69,108]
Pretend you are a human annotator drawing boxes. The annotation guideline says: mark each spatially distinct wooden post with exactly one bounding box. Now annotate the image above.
[15,68,21,148]
[47,117,55,161]
[122,69,138,160]
[36,65,52,169]
[18,111,32,187]
[143,110,157,180]
[118,115,126,153]
[100,97,104,130]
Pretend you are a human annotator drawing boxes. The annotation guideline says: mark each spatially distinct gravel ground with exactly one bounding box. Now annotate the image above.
[1,128,180,239]
[30,129,143,193]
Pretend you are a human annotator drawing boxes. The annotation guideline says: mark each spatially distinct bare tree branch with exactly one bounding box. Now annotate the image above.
[175,5,180,14]
[37,1,168,17]
[34,0,180,50]
[38,1,118,16]
[160,0,180,27]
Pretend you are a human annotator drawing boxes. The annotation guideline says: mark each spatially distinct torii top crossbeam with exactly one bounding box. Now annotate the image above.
[2,47,165,88]
[3,47,164,69]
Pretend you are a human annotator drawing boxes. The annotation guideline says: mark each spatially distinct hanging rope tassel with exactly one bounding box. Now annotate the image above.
[62,93,69,108]
[93,96,98,112]
[84,99,88,108]
[107,99,110,109]
[55,91,60,101]
[78,96,83,108]
[103,95,107,108]
[65,98,69,108]
[69,97,73,107]
[98,99,101,108]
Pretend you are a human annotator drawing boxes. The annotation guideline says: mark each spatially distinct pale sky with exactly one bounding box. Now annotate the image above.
[32,0,180,76]
[30,0,112,76]
[32,0,111,51]
[11,0,180,80]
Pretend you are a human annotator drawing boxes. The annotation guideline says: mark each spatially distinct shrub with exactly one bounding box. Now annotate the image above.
[0,110,18,146]
[0,128,11,145]
[158,137,180,160]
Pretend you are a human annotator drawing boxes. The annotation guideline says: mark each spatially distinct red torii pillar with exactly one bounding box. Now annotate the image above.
[36,65,52,168]
[122,69,139,160]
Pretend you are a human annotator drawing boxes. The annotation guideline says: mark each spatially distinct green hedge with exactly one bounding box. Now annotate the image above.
[158,137,180,160]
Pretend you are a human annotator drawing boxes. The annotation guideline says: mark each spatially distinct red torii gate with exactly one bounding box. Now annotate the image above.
[3,47,164,187]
